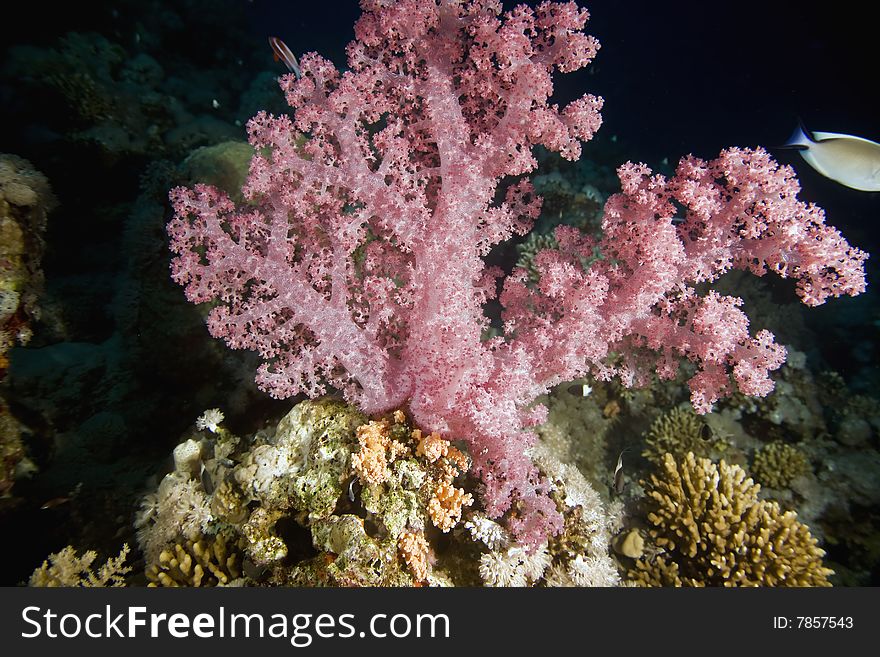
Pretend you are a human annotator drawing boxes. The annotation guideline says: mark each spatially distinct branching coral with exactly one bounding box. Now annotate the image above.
[630,452,833,586]
[30,544,131,587]
[167,0,867,550]
[146,536,241,587]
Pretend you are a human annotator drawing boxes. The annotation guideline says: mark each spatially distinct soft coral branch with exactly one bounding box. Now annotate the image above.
[504,147,867,415]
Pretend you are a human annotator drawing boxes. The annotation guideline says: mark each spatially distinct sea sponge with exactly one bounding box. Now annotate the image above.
[631,452,832,586]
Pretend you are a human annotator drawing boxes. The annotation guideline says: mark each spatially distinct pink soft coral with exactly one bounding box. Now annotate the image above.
[168,0,866,549]
[503,147,867,415]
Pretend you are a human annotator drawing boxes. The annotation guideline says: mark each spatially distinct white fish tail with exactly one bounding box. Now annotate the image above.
[782,122,814,150]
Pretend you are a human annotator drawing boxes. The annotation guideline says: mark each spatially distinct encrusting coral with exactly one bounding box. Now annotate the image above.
[630,452,833,586]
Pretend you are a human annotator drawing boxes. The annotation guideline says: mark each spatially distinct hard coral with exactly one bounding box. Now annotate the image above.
[146,536,241,587]
[642,406,727,465]
[751,441,810,490]
[631,452,832,586]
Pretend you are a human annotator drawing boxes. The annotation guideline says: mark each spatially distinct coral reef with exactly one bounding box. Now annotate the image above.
[168,0,866,550]
[132,396,620,587]
[136,399,467,586]
[531,440,622,586]
[4,21,256,160]
[0,154,54,503]
[0,400,28,503]
[533,381,616,494]
[629,452,833,586]
[1,0,875,590]
[0,154,54,352]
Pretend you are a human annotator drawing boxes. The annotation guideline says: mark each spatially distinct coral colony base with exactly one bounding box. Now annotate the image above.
[21,0,871,586]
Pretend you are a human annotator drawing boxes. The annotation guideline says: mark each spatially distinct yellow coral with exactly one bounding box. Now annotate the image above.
[354,413,473,536]
[414,429,448,462]
[642,407,726,465]
[352,419,409,485]
[441,446,469,479]
[428,482,473,532]
[398,530,431,582]
[146,536,240,587]
[630,452,832,587]
[751,441,810,489]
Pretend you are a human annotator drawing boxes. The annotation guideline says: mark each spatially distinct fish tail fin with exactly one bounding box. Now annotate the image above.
[778,118,814,150]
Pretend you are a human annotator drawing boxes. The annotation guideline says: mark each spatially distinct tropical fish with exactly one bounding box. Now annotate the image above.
[268,36,302,79]
[348,477,361,503]
[40,496,71,510]
[40,482,82,510]
[613,449,629,495]
[567,383,592,397]
[200,461,215,496]
[783,122,880,191]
